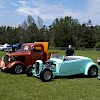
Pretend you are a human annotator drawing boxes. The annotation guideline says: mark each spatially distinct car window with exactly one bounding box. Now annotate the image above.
[21,46,31,51]
[32,47,41,52]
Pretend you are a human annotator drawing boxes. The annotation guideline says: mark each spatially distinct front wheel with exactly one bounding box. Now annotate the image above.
[13,64,23,74]
[26,65,33,77]
[88,66,98,77]
[40,68,53,82]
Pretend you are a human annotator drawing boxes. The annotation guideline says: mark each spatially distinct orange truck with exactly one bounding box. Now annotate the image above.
[0,42,58,74]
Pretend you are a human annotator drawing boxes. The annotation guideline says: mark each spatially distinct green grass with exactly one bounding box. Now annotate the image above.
[0,50,100,100]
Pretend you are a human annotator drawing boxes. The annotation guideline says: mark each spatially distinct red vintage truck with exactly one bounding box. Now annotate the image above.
[0,42,58,74]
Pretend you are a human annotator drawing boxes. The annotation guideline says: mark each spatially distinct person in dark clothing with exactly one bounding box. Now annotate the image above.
[12,44,15,52]
[66,45,75,56]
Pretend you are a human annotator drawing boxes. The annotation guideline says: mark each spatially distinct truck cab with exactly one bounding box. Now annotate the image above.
[0,42,54,74]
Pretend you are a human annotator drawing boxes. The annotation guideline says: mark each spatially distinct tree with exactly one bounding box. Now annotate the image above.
[19,15,38,43]
[37,16,43,29]
[49,16,80,47]
[27,15,35,26]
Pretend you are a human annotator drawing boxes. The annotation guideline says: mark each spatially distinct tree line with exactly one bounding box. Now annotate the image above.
[0,15,100,48]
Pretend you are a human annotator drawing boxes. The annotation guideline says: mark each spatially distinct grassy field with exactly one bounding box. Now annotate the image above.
[0,50,100,100]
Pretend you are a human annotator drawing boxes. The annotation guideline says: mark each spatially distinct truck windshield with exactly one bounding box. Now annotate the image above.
[21,45,31,51]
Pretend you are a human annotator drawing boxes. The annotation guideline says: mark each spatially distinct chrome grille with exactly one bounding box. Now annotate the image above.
[35,62,39,74]
[5,55,9,67]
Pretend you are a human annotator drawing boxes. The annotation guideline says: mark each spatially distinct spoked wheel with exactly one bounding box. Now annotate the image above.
[88,66,98,77]
[26,65,33,77]
[14,64,23,74]
[40,68,53,82]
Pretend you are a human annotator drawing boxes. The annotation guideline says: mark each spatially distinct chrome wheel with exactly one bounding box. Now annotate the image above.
[40,68,53,82]
[90,68,97,76]
[15,65,23,74]
[88,66,98,77]
[43,71,52,81]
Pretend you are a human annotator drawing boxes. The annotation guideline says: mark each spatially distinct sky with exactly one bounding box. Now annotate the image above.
[0,0,100,27]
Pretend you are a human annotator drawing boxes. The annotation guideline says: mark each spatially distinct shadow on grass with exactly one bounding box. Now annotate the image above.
[0,69,26,75]
[54,74,88,80]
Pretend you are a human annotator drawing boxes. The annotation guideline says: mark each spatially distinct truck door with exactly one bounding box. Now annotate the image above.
[30,46,43,64]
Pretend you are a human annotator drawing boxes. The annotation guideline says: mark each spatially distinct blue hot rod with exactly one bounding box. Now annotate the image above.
[26,54,99,82]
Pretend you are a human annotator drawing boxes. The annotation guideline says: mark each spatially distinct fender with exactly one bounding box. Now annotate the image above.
[7,61,25,68]
[84,62,99,75]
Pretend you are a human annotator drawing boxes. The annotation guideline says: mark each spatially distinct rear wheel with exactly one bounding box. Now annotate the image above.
[13,64,23,74]
[88,66,98,77]
[40,68,53,82]
[26,65,33,77]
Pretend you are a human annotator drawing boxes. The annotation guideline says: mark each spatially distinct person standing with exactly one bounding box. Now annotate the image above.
[66,45,75,56]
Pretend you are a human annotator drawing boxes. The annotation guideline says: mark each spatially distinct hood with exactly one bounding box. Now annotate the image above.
[7,51,31,56]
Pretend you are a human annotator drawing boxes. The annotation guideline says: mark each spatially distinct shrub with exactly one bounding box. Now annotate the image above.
[94,42,100,50]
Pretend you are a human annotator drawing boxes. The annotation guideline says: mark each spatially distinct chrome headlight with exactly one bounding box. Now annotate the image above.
[8,57,11,62]
[33,64,36,68]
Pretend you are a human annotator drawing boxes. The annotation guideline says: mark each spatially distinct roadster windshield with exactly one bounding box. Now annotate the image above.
[50,54,64,60]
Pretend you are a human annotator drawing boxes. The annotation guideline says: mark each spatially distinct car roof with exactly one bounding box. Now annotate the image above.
[22,43,43,47]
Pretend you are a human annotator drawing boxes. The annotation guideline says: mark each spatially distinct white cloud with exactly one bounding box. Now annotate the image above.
[18,0,30,6]
[11,2,18,7]
[16,1,80,23]
[78,0,100,25]
[87,0,100,12]
[17,6,40,16]
[39,5,79,20]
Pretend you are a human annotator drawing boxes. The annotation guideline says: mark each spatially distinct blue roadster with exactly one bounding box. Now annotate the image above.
[26,54,99,82]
